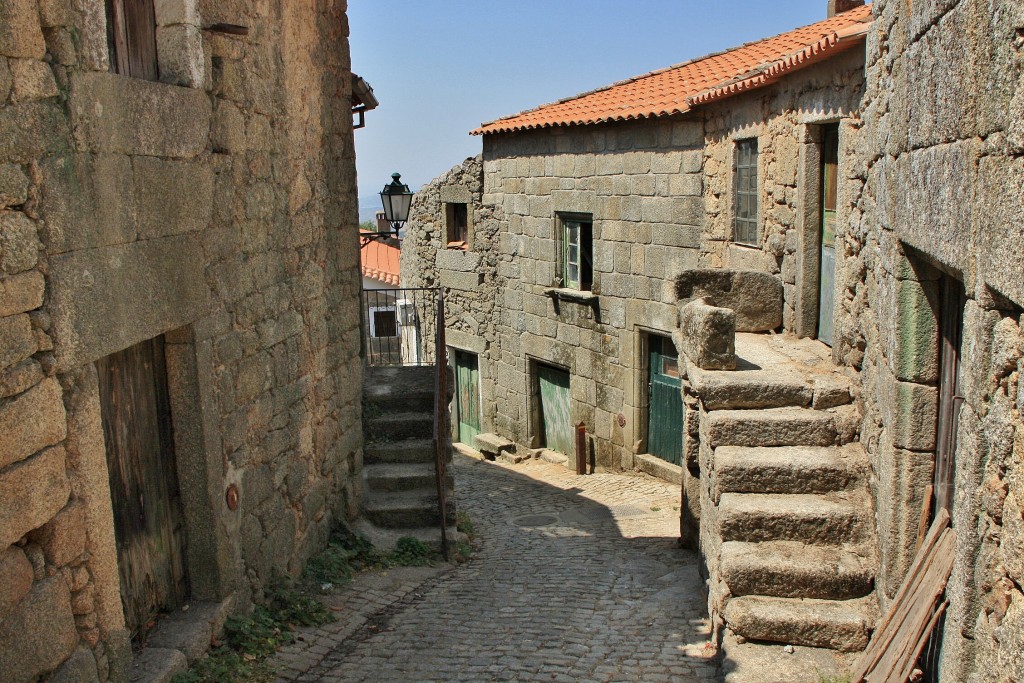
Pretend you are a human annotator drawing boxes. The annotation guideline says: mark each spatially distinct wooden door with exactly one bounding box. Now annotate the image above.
[933,275,965,517]
[818,124,839,346]
[647,335,683,465]
[537,364,572,456]
[454,350,481,446]
[96,336,189,639]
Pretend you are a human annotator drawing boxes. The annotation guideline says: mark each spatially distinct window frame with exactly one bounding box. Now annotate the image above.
[732,138,760,247]
[558,213,594,291]
[445,202,470,248]
[369,306,399,338]
[106,0,160,82]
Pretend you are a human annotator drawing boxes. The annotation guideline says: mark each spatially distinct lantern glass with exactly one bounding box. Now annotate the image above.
[380,173,413,226]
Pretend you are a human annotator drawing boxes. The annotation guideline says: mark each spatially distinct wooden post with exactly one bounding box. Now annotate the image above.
[575,422,587,475]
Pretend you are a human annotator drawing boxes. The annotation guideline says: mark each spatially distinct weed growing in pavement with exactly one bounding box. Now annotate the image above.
[817,674,852,683]
[390,536,439,566]
[171,576,333,683]
[455,510,475,539]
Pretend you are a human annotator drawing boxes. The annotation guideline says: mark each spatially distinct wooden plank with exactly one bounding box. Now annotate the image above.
[916,485,934,552]
[125,0,158,81]
[852,509,950,682]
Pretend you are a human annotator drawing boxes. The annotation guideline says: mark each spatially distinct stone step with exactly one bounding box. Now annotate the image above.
[363,366,436,413]
[688,366,812,410]
[718,492,870,544]
[724,595,874,652]
[714,444,867,497]
[720,630,857,683]
[720,541,875,600]
[707,405,859,448]
[364,438,436,465]
[366,411,434,442]
[352,518,464,553]
[363,463,450,493]
[362,491,443,529]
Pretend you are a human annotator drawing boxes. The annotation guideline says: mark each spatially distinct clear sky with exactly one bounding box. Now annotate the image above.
[349,0,840,211]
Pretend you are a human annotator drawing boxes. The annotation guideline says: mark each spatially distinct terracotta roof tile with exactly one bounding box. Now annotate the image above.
[473,5,872,135]
[361,232,401,286]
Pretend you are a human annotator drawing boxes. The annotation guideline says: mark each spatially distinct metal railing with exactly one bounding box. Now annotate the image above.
[361,288,438,367]
[432,293,450,559]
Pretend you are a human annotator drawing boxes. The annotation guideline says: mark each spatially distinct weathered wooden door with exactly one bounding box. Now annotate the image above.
[453,350,481,446]
[647,335,683,465]
[96,335,189,639]
[818,124,839,346]
[933,275,965,517]
[537,364,572,455]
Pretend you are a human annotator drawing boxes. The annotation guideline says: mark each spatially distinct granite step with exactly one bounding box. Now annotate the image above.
[363,490,443,529]
[364,463,450,493]
[707,405,859,448]
[366,411,434,442]
[718,492,871,544]
[714,444,867,497]
[720,630,857,683]
[688,366,812,410]
[364,438,436,465]
[724,595,875,652]
[720,540,875,600]
[363,366,436,413]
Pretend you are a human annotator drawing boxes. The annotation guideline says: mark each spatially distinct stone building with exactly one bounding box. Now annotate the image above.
[839,0,1024,679]
[0,0,364,680]
[403,0,1024,677]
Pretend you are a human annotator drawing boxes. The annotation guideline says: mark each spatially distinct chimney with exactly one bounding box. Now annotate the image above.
[828,0,865,17]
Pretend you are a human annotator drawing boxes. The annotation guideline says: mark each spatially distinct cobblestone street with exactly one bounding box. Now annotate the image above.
[272,454,719,682]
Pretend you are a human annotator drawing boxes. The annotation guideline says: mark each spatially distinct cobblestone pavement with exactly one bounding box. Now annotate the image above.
[271,454,720,682]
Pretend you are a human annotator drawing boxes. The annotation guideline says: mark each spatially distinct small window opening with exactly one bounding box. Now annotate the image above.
[560,216,593,291]
[446,203,469,250]
[370,308,398,338]
[733,138,759,246]
[106,0,160,81]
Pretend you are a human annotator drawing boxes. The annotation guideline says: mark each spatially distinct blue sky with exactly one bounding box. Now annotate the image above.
[349,0,841,211]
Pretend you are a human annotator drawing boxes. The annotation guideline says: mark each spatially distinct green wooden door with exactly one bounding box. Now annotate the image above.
[818,125,839,347]
[454,350,481,445]
[648,335,683,465]
[537,364,572,455]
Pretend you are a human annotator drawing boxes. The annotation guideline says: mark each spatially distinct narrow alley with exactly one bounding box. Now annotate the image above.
[270,454,719,682]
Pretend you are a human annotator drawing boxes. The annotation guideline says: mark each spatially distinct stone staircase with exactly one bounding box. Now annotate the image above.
[359,366,454,548]
[688,334,880,680]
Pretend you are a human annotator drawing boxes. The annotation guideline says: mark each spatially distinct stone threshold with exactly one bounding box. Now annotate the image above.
[128,597,234,683]
[634,452,684,485]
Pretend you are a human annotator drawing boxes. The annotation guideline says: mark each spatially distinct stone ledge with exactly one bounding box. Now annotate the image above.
[472,432,514,461]
[543,287,599,306]
[634,453,684,485]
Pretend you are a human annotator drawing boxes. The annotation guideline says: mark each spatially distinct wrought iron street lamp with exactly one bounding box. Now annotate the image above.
[361,172,413,247]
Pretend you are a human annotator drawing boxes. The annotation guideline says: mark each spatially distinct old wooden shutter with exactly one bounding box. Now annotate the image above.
[107,0,159,81]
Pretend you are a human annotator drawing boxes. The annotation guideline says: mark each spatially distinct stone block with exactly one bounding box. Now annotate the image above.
[0,575,78,683]
[68,72,211,158]
[0,101,69,164]
[674,269,783,332]
[0,0,46,58]
[47,646,100,683]
[38,154,137,254]
[0,270,45,316]
[0,313,35,371]
[49,235,211,370]
[155,0,201,25]
[0,58,9,102]
[881,373,938,452]
[133,157,214,239]
[887,278,940,384]
[0,377,67,470]
[0,546,32,620]
[0,445,70,548]
[157,24,205,88]
[210,100,246,153]
[436,249,481,273]
[9,58,57,103]
[127,647,188,683]
[0,211,40,274]
[677,298,736,370]
[440,270,482,291]
[30,498,86,567]
[0,358,42,398]
[0,163,29,207]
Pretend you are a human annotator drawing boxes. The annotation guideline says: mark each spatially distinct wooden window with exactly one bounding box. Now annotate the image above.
[733,138,759,246]
[560,215,593,291]
[445,203,469,248]
[106,0,160,81]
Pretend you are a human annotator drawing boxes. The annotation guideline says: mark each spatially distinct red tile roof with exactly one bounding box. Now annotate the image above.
[361,233,401,286]
[472,5,872,136]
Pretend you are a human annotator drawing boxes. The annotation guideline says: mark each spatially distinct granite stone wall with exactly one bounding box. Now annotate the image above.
[840,0,1024,678]
[0,1,363,680]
